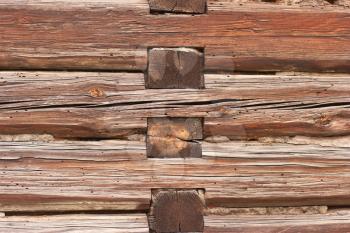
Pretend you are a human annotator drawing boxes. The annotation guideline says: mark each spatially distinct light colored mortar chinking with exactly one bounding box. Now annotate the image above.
[148,0,207,14]
[146,117,203,158]
[146,47,205,89]
[149,189,205,233]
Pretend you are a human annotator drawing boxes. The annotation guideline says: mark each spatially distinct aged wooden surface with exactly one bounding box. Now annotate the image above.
[0,71,349,139]
[1,139,350,211]
[0,1,349,72]
[147,48,204,89]
[148,118,203,140]
[149,0,207,13]
[147,136,203,158]
[0,214,149,233]
[204,211,350,233]
[149,189,205,232]
[208,0,350,12]
[147,117,203,158]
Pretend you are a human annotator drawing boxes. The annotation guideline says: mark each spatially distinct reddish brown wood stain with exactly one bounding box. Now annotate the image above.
[0,2,349,72]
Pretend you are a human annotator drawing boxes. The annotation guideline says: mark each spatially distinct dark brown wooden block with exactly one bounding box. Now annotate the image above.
[148,117,203,140]
[147,136,202,158]
[150,189,205,233]
[148,0,207,14]
[147,48,204,89]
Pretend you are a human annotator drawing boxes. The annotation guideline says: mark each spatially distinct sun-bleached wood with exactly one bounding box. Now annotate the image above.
[0,71,349,139]
[204,211,350,233]
[0,1,349,72]
[0,214,149,233]
[1,139,350,211]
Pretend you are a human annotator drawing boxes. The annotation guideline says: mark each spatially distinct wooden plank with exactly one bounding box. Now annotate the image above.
[0,1,349,72]
[0,140,150,212]
[0,214,149,233]
[1,71,349,139]
[208,0,350,12]
[0,140,147,161]
[202,140,350,160]
[1,139,350,211]
[204,211,350,233]
[205,37,350,72]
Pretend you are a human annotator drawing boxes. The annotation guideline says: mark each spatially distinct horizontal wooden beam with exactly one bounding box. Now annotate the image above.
[204,211,350,233]
[0,214,149,233]
[0,1,349,72]
[0,71,349,139]
[1,139,350,212]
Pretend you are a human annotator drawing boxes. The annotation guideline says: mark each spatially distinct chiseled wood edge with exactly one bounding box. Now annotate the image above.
[0,214,149,233]
[0,1,349,72]
[0,71,349,139]
[1,139,350,212]
[204,211,350,233]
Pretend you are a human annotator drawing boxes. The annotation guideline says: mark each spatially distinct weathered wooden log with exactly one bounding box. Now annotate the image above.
[0,1,349,72]
[147,48,204,89]
[0,71,349,139]
[1,139,350,212]
[149,189,205,232]
[204,211,350,233]
[0,214,149,233]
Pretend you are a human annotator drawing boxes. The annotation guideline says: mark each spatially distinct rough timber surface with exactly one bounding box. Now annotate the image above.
[204,211,350,233]
[1,139,350,212]
[0,71,349,139]
[0,214,149,233]
[0,0,349,72]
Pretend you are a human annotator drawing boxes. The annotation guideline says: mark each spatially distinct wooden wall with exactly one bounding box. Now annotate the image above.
[0,0,350,232]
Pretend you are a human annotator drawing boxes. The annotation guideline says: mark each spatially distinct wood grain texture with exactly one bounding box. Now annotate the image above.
[204,211,350,233]
[148,117,203,140]
[208,0,350,13]
[147,48,204,89]
[149,189,205,232]
[0,0,349,72]
[149,0,207,13]
[1,71,349,139]
[1,139,350,211]
[147,136,202,158]
[147,117,203,158]
[0,214,149,233]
